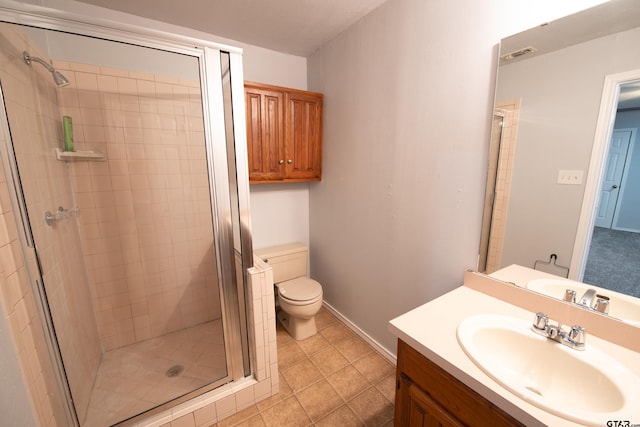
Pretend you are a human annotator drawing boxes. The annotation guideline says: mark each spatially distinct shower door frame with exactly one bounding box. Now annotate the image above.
[0,2,253,425]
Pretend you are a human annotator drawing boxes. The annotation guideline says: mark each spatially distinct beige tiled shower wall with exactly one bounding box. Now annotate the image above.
[0,24,99,425]
[0,143,62,427]
[52,60,221,352]
[485,100,520,273]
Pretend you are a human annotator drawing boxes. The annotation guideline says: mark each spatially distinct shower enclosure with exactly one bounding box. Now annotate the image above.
[0,6,252,426]
[478,101,520,274]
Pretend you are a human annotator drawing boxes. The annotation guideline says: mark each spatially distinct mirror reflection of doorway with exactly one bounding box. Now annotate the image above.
[583,82,640,298]
[594,129,635,229]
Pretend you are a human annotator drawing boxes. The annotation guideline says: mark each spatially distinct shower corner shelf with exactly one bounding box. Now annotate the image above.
[55,148,106,162]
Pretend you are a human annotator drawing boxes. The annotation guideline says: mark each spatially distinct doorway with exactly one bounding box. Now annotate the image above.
[572,73,640,298]
[584,128,640,296]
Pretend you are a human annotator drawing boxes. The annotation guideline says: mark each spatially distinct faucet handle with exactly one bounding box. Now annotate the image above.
[563,289,576,303]
[533,312,549,330]
[567,325,586,348]
[594,296,610,314]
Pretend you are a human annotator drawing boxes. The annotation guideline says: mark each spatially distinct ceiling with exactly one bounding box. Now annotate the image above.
[76,0,640,109]
[500,0,640,66]
[500,0,640,109]
[75,0,389,57]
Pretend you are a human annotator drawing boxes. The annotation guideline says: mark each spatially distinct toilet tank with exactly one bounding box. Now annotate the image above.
[254,242,308,283]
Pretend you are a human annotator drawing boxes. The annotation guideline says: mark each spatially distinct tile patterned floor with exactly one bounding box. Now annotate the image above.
[84,320,227,426]
[211,307,397,427]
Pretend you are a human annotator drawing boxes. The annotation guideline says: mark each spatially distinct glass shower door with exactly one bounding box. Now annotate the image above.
[0,21,246,426]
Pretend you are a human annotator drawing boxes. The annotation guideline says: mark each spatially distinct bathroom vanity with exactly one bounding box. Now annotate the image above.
[395,339,522,426]
[389,272,640,427]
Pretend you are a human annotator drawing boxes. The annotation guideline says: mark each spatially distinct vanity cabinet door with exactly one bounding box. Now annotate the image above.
[245,85,286,181]
[395,340,524,427]
[398,374,464,426]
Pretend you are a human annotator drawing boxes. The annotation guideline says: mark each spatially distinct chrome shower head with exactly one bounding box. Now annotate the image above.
[51,69,70,87]
[23,51,70,87]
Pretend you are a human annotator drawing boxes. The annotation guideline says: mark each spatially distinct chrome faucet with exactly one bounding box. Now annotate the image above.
[570,288,610,314]
[594,296,610,314]
[578,288,597,307]
[532,312,586,350]
[563,289,576,303]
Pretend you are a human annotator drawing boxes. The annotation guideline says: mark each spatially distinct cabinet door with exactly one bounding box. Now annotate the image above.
[397,375,464,427]
[285,91,322,181]
[245,87,285,181]
[395,340,525,427]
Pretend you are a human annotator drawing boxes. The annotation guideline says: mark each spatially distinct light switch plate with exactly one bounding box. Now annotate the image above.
[557,170,583,185]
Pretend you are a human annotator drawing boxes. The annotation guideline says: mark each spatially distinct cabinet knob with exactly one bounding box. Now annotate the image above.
[279,160,284,164]
[287,159,292,164]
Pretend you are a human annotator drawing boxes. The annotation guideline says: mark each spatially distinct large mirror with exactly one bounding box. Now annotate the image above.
[480,0,640,319]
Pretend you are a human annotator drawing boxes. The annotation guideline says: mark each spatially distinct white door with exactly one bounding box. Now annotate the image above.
[594,130,633,228]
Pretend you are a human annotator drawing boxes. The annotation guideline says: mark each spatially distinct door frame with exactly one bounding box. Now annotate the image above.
[611,128,637,231]
[570,69,640,280]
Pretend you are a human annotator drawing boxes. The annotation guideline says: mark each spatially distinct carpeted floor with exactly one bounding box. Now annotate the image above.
[583,227,640,298]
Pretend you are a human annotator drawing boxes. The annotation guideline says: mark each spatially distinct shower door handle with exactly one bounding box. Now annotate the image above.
[611,185,619,189]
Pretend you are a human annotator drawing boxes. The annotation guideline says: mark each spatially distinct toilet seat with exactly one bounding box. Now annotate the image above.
[277,277,322,304]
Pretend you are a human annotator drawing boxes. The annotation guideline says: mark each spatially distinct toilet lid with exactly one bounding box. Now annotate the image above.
[277,277,322,302]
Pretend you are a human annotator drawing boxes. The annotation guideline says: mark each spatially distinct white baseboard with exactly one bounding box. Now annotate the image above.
[322,301,397,365]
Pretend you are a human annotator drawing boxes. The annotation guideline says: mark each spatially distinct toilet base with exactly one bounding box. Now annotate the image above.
[277,309,317,340]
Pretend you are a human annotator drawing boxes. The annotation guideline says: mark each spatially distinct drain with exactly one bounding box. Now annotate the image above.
[165,364,184,377]
[525,386,543,397]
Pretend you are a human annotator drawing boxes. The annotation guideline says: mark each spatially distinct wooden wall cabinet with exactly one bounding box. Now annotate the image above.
[244,82,323,183]
[394,340,525,427]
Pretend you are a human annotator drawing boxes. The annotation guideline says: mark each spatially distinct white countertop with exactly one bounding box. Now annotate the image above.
[488,264,568,288]
[388,285,640,427]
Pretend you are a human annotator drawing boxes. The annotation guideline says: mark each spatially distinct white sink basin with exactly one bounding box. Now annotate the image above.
[457,314,640,426]
[526,279,640,327]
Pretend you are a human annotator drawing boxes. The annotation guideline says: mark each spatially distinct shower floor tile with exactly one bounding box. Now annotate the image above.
[83,319,227,427]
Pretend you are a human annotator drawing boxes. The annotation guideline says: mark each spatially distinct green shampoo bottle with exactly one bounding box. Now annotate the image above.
[62,116,74,152]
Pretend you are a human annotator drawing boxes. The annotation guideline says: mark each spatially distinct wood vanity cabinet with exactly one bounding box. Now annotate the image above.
[394,340,525,427]
[244,81,323,183]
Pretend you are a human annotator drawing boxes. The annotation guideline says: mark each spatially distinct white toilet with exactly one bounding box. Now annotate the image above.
[255,243,323,340]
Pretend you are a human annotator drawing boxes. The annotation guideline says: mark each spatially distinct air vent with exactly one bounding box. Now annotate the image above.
[501,46,537,61]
